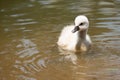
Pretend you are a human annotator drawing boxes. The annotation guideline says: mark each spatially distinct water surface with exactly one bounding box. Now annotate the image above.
[0,0,120,80]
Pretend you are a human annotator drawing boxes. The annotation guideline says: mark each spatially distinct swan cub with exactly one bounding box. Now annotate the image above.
[57,15,92,52]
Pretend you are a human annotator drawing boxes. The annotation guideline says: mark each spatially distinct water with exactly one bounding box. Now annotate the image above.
[0,0,120,80]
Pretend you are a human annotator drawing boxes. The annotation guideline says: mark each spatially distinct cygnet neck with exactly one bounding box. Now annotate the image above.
[78,30,87,40]
[75,30,87,51]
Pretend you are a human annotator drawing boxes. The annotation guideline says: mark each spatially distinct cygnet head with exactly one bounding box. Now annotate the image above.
[72,15,89,33]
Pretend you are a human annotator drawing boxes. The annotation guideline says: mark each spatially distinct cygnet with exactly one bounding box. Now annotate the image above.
[57,15,92,52]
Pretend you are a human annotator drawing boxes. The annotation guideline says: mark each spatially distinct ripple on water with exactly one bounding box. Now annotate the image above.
[14,38,49,79]
[10,13,27,18]
[16,39,39,58]
[13,17,38,26]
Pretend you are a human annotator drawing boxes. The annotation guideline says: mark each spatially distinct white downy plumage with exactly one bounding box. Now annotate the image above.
[57,15,92,52]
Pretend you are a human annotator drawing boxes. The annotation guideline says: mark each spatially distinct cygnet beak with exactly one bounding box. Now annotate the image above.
[72,26,80,33]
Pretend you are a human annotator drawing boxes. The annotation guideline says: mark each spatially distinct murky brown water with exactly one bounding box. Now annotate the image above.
[0,0,120,80]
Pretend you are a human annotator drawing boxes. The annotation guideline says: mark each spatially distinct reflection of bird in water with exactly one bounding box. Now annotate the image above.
[59,50,78,64]
[57,15,92,52]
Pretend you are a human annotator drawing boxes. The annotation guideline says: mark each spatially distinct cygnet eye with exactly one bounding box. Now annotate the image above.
[79,22,84,26]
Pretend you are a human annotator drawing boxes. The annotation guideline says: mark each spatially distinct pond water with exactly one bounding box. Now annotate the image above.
[0,0,120,80]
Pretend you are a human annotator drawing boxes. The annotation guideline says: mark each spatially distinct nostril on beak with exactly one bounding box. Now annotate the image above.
[72,26,80,33]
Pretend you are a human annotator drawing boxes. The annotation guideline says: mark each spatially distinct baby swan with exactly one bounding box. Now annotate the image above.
[57,15,92,52]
